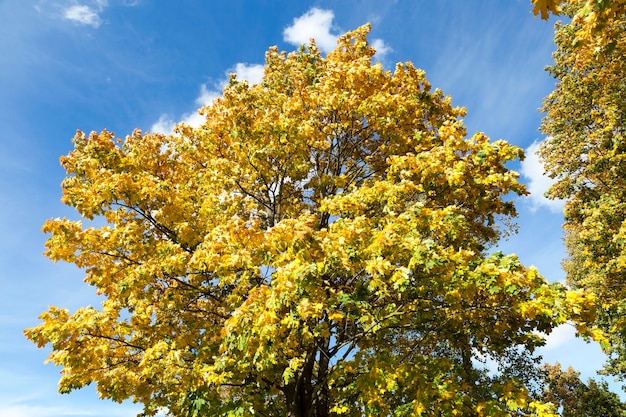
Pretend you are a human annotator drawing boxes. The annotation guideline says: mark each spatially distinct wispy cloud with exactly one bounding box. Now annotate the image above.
[0,368,161,417]
[0,389,142,417]
[62,1,109,28]
[520,140,565,213]
[62,1,137,28]
[151,63,265,134]
[283,8,390,59]
[0,404,141,417]
[63,4,103,28]
[0,405,90,417]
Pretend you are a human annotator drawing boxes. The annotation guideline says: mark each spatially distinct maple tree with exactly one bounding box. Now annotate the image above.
[534,0,626,378]
[26,25,594,416]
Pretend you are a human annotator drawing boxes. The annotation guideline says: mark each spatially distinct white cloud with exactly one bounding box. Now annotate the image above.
[371,38,392,59]
[520,140,565,213]
[63,5,103,28]
[283,8,339,53]
[151,85,219,134]
[180,110,205,130]
[283,8,391,59]
[231,63,265,86]
[539,322,577,350]
[151,63,265,134]
[150,114,176,135]
[151,10,391,134]
[153,6,397,135]
[195,84,221,107]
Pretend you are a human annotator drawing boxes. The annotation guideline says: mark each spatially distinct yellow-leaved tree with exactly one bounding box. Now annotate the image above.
[26,25,593,416]
[532,0,626,378]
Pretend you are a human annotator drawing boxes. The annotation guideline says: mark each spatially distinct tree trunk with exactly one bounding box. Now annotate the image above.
[315,336,330,417]
[285,347,317,417]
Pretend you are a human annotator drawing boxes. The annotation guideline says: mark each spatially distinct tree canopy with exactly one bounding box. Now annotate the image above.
[25,25,593,416]
[531,0,625,45]
[537,363,626,417]
[536,0,626,377]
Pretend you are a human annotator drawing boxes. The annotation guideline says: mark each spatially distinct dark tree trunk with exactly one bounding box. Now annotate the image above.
[283,336,333,417]
[315,336,330,417]
[285,346,317,417]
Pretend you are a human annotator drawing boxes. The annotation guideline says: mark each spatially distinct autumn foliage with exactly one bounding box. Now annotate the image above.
[26,25,592,416]
[538,363,626,416]
[534,0,626,378]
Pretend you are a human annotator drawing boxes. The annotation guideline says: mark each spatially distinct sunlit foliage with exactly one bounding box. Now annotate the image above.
[535,0,626,377]
[26,25,592,416]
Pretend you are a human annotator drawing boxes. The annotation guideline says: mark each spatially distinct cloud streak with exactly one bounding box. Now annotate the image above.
[0,390,142,417]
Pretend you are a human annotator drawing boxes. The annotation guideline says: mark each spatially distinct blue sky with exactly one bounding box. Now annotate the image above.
[0,1,617,416]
